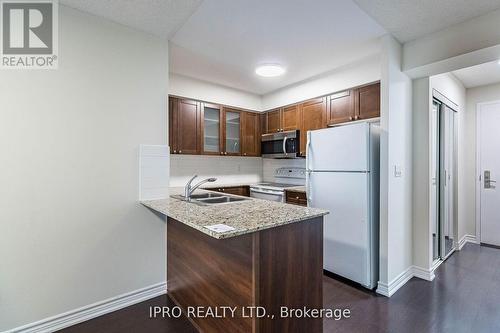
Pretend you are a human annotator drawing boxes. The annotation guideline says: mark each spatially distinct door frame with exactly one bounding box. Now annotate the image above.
[475,100,500,244]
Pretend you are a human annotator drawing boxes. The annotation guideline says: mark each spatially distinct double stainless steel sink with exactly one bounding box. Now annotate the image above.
[171,192,249,206]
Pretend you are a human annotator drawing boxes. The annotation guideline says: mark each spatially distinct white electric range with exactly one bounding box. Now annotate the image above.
[249,167,306,202]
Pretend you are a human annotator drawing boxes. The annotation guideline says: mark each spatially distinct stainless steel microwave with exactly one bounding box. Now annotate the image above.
[261,130,300,158]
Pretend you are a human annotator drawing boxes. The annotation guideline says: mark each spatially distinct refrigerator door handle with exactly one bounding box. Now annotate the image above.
[306,131,312,171]
[306,170,312,206]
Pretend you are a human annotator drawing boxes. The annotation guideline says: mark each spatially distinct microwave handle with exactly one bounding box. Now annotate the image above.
[282,136,288,156]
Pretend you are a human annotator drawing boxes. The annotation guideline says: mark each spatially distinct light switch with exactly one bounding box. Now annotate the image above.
[394,165,403,178]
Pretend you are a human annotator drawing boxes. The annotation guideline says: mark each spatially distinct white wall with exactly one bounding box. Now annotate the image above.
[262,56,381,110]
[0,6,168,331]
[169,73,262,111]
[465,82,500,236]
[378,35,413,292]
[403,9,500,78]
[412,77,432,269]
[169,155,262,187]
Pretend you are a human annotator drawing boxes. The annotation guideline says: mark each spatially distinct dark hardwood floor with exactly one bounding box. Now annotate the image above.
[59,243,500,333]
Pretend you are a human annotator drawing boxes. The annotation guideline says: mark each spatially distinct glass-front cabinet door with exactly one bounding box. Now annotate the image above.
[201,103,222,155]
[224,109,241,155]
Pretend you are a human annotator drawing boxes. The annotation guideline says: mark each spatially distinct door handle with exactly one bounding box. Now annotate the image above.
[484,170,496,189]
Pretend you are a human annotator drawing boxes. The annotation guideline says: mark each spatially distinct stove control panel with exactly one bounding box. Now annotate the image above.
[274,167,306,179]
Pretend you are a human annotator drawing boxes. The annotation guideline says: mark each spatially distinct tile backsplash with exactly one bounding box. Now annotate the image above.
[170,155,307,187]
[170,155,263,187]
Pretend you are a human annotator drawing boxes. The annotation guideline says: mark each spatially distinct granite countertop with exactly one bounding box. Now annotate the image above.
[141,188,328,239]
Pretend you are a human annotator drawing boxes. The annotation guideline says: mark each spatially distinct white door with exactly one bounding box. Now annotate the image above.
[307,123,369,172]
[479,102,500,246]
[308,171,371,287]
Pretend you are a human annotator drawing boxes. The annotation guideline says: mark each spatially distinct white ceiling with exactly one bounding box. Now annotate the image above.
[60,0,203,38]
[353,0,500,42]
[169,0,385,95]
[453,60,500,88]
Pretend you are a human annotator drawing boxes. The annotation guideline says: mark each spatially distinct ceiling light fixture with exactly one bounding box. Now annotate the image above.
[255,64,285,77]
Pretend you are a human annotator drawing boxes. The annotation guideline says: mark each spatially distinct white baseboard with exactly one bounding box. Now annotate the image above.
[458,234,478,250]
[6,282,166,333]
[376,266,413,297]
[412,265,435,281]
[376,265,436,297]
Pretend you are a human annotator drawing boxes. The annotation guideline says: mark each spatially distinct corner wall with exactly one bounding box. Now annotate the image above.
[378,35,413,296]
[0,6,168,331]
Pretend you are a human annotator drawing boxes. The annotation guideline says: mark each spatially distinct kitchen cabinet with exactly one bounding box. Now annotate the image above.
[223,108,242,155]
[327,82,380,126]
[327,89,354,125]
[207,185,250,197]
[169,95,260,157]
[242,112,260,157]
[201,102,223,155]
[263,106,300,134]
[356,82,380,120]
[299,97,327,157]
[282,104,300,131]
[169,97,201,155]
[286,190,307,206]
[266,108,282,133]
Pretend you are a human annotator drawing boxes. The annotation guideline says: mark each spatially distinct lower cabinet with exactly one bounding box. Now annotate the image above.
[285,190,307,206]
[207,186,250,197]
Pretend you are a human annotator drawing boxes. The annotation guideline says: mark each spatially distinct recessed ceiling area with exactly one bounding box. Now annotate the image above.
[60,0,203,38]
[169,0,385,95]
[353,0,500,42]
[452,60,500,88]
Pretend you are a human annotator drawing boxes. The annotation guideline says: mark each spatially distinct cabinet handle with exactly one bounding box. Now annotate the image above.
[220,152,223,155]
[296,196,299,199]
[179,150,182,153]
[243,153,247,156]
[173,150,177,153]
[354,115,359,120]
[349,116,353,121]
[224,152,227,155]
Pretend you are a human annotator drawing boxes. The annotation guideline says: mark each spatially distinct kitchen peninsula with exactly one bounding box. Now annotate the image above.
[141,189,329,333]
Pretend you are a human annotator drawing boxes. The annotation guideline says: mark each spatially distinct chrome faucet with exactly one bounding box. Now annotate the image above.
[184,175,217,200]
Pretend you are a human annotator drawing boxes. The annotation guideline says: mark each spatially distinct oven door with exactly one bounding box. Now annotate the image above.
[261,130,300,158]
[250,187,284,202]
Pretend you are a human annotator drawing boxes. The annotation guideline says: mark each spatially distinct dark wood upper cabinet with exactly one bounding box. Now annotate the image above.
[300,97,327,156]
[356,82,380,120]
[282,104,300,131]
[201,102,223,155]
[169,97,200,155]
[327,89,354,125]
[266,108,282,133]
[260,112,267,135]
[223,108,242,156]
[168,97,178,154]
[242,112,260,157]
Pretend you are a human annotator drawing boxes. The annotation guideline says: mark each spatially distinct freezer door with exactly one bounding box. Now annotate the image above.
[307,122,369,172]
[308,171,372,287]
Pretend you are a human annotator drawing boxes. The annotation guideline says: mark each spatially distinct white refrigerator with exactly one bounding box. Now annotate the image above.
[306,122,379,289]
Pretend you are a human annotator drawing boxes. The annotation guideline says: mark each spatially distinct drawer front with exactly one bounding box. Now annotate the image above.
[286,191,307,206]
